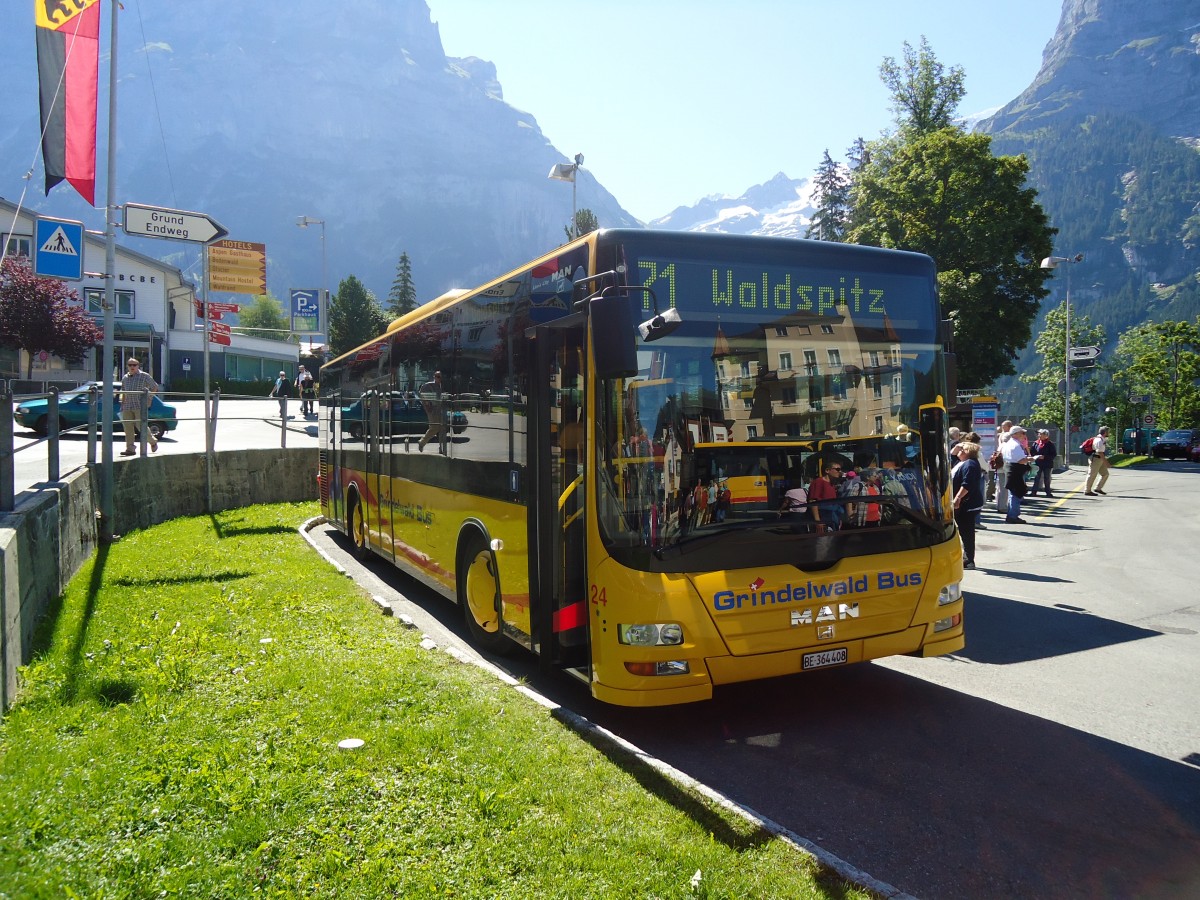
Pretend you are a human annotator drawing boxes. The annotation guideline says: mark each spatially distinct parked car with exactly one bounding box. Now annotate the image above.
[1121,427,1163,454]
[14,385,179,440]
[1150,428,1199,460]
[340,392,468,440]
[1191,441,1200,463]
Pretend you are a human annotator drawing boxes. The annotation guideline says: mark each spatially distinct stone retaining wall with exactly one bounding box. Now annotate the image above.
[1,448,318,709]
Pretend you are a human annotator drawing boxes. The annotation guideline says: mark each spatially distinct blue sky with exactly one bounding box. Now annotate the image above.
[429,1,1064,222]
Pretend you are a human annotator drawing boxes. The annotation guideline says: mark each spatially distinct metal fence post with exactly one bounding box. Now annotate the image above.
[47,388,59,483]
[87,385,98,465]
[0,389,13,512]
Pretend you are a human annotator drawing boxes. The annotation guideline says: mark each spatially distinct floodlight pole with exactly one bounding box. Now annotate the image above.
[1040,253,1084,466]
[547,153,584,239]
[297,216,327,343]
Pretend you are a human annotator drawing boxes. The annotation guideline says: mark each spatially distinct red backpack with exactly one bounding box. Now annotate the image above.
[1080,437,1095,456]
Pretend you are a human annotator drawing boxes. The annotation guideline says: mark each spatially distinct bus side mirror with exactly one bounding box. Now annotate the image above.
[590,293,638,378]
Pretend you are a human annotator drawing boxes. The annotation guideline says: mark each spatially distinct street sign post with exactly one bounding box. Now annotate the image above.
[122,203,227,244]
[1067,345,1101,362]
[33,216,84,280]
[208,332,231,346]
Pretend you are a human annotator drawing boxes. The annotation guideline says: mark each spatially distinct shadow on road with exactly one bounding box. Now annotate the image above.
[321,526,1200,900]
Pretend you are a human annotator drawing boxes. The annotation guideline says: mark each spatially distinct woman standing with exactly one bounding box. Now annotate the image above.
[1029,429,1057,497]
[951,441,985,570]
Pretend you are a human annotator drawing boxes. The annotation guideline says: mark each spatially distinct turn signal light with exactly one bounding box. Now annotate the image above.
[624,660,690,677]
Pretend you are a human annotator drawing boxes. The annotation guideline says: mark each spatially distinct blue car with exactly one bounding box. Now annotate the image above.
[14,385,179,439]
[340,392,468,440]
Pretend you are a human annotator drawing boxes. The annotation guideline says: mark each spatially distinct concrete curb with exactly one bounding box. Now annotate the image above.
[299,515,914,900]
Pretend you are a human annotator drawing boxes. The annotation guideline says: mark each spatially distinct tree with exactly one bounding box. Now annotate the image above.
[387,252,418,318]
[849,128,1053,385]
[329,275,389,358]
[237,294,293,341]
[806,149,851,241]
[879,36,966,138]
[565,208,599,242]
[0,257,101,377]
[1019,301,1107,435]
[1114,319,1200,429]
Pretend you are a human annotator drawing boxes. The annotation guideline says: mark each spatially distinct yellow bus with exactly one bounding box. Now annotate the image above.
[318,229,964,707]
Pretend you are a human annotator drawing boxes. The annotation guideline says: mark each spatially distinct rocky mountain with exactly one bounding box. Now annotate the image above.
[976,0,1200,402]
[0,0,639,303]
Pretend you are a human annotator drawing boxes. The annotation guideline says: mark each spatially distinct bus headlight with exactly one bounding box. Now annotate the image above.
[618,623,685,646]
[938,582,963,606]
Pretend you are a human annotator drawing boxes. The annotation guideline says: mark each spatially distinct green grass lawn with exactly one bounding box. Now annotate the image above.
[0,503,866,899]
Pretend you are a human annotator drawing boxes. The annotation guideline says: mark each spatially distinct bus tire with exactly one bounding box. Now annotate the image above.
[348,492,372,561]
[457,534,512,655]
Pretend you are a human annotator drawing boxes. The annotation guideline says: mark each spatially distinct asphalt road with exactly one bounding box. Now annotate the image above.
[310,459,1200,899]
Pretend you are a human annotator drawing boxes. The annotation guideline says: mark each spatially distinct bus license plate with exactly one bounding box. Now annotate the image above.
[802,648,848,670]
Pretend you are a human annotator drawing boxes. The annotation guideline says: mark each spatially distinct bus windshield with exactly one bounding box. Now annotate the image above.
[591,232,951,567]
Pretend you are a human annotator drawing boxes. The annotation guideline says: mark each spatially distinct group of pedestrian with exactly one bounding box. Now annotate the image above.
[950,420,1114,570]
[268,366,318,419]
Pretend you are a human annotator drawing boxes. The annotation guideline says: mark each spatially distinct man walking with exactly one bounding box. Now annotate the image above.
[417,370,446,454]
[270,370,292,419]
[119,357,159,456]
[1085,425,1112,496]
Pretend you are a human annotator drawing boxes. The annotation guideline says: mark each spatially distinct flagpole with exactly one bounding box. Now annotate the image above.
[99,0,118,539]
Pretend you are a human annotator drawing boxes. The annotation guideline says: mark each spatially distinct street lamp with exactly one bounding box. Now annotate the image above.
[547,152,584,238]
[1040,253,1084,465]
[296,215,327,347]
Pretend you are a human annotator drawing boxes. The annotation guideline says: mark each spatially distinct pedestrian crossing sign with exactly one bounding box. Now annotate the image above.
[33,216,85,281]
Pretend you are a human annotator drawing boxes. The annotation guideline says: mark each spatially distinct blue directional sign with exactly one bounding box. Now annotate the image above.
[33,216,85,280]
[291,288,320,333]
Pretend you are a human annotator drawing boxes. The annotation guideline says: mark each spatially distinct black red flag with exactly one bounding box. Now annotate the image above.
[36,0,101,206]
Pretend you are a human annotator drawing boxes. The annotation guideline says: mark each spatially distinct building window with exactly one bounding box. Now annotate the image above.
[740,360,751,377]
[803,350,818,375]
[84,288,134,318]
[782,386,796,405]
[893,374,902,395]
[774,325,788,337]
[874,415,883,434]
[779,351,792,370]
[821,324,834,334]
[873,377,883,399]
[827,348,842,367]
[3,233,31,258]
[743,398,752,411]
[869,351,880,367]
[746,425,759,438]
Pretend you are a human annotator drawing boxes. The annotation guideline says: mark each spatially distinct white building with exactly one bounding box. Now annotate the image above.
[1,197,299,391]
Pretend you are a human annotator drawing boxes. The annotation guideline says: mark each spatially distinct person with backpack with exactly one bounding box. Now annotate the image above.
[1084,425,1112,496]
[297,366,316,416]
[777,473,811,530]
[269,370,292,419]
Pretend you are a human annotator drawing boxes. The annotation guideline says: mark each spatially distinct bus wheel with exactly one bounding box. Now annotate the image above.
[349,495,371,561]
[458,536,511,655]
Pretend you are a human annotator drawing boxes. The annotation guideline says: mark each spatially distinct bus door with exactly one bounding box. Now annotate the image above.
[529,314,591,677]
[362,389,393,561]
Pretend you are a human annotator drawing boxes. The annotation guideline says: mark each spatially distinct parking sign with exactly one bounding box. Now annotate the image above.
[291,289,320,333]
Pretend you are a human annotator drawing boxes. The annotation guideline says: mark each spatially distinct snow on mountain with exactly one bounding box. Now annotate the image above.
[650,172,816,238]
